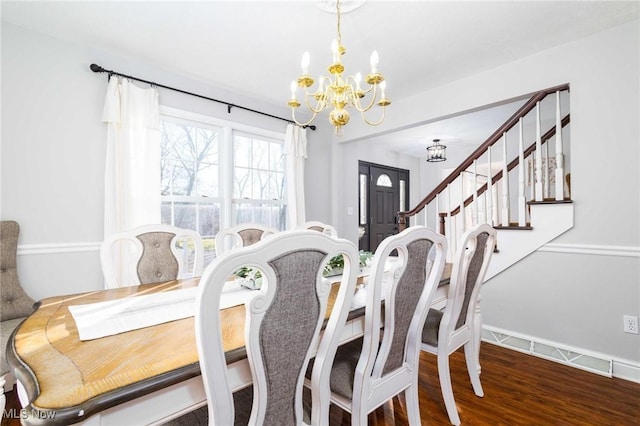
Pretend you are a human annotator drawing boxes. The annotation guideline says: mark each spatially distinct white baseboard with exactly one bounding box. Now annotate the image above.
[482,325,640,383]
[612,358,640,383]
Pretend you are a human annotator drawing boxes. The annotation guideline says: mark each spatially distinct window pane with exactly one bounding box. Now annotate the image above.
[400,179,406,211]
[376,173,392,187]
[234,167,251,199]
[234,135,251,168]
[359,174,367,225]
[197,164,218,197]
[197,204,220,238]
[233,202,287,231]
[270,145,285,172]
[252,139,269,170]
[253,170,270,199]
[234,133,286,206]
[172,202,197,230]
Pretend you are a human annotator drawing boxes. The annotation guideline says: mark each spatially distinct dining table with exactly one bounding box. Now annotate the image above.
[7,263,451,426]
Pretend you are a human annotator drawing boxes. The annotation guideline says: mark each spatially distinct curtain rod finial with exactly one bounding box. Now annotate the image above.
[90,64,104,73]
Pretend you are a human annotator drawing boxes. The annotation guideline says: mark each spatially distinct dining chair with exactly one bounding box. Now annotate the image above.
[0,221,36,413]
[214,223,278,256]
[420,223,497,425]
[297,221,338,237]
[100,224,204,289]
[323,226,447,425]
[192,230,360,425]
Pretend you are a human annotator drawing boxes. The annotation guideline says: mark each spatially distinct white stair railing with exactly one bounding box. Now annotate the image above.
[399,84,570,257]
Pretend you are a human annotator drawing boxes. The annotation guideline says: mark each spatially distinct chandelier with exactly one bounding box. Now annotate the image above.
[287,0,390,134]
[426,139,447,162]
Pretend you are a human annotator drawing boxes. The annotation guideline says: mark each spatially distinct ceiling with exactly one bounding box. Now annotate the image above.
[2,0,638,158]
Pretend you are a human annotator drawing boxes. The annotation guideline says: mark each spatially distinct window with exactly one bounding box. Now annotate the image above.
[233,132,286,229]
[376,173,393,187]
[160,108,286,265]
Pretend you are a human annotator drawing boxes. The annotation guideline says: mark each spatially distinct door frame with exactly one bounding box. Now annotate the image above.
[358,161,410,252]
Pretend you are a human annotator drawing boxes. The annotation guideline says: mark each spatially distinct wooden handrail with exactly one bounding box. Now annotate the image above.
[398,83,570,228]
[441,114,570,218]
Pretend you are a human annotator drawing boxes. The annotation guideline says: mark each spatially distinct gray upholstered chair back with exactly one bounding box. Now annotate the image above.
[101,224,204,289]
[195,230,359,426]
[454,231,491,329]
[214,223,278,256]
[0,221,35,322]
[296,221,338,237]
[365,227,447,378]
[435,224,496,338]
[135,231,181,284]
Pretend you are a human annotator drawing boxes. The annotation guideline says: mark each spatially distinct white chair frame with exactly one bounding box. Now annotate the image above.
[329,226,447,425]
[195,230,360,425]
[421,223,497,425]
[100,224,204,289]
[214,223,278,256]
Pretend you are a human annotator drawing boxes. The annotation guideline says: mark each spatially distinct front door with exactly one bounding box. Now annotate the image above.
[359,162,409,252]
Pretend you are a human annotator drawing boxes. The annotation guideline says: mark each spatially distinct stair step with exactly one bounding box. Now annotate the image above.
[528,198,573,205]
[493,224,533,230]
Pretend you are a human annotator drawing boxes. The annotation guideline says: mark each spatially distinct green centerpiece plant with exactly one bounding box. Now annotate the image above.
[324,250,373,276]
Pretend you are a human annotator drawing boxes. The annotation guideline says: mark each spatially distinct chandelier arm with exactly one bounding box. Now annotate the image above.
[291,108,320,127]
[302,92,327,114]
[352,84,380,112]
[360,105,387,126]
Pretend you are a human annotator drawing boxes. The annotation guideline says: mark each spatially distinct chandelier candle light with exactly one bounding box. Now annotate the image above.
[287,0,391,134]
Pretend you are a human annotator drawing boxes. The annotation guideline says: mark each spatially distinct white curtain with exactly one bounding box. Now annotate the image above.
[102,78,160,238]
[284,124,307,229]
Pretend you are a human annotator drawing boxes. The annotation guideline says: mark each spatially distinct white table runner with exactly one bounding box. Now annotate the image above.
[69,281,255,341]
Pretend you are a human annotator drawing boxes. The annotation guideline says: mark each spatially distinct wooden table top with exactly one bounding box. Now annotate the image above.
[8,263,451,423]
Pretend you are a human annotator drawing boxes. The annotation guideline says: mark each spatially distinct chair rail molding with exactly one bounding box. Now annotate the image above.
[17,242,101,256]
[538,243,640,258]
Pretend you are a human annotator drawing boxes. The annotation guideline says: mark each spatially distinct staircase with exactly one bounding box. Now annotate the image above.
[398,84,573,279]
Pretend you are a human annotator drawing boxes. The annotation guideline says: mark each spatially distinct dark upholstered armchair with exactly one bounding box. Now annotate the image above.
[1,221,36,412]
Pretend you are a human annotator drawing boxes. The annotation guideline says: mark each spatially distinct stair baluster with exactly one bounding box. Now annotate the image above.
[517,117,527,226]
[555,90,565,200]
[501,132,510,226]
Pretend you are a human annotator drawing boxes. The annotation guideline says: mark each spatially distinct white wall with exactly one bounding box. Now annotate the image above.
[336,20,640,366]
[1,22,333,300]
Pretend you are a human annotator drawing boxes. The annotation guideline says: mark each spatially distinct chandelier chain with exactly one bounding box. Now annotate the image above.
[337,0,342,46]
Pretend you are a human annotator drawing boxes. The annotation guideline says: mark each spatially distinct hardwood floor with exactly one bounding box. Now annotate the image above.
[3,343,639,425]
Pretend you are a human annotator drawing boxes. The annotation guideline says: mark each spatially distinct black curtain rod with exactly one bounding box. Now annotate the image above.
[89,63,316,131]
